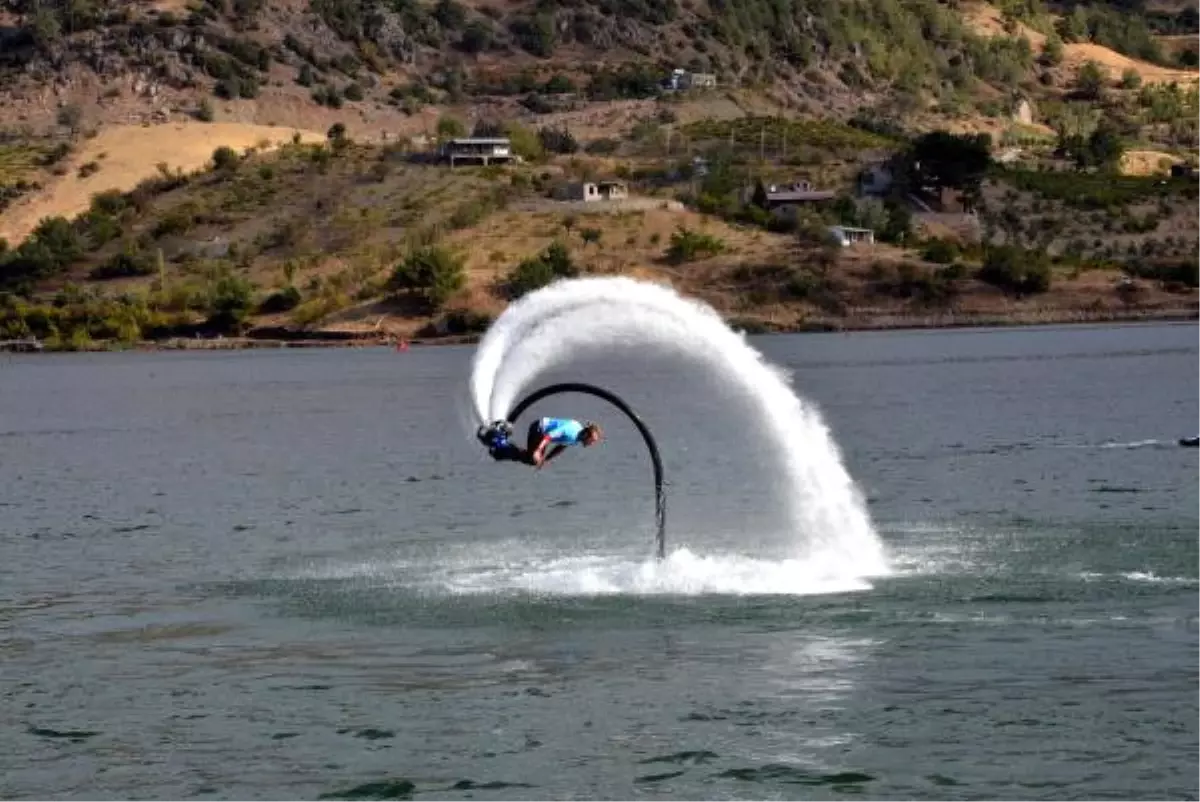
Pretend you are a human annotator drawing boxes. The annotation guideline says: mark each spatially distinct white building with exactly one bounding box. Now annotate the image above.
[440,137,513,167]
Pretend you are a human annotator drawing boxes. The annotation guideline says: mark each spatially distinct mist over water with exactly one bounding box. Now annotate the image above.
[467,276,889,578]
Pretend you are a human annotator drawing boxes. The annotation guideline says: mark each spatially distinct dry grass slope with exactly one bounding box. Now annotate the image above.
[0,122,326,244]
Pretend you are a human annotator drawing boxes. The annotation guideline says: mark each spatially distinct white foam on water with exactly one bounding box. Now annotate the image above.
[466,276,889,579]
[293,545,874,597]
[434,547,874,596]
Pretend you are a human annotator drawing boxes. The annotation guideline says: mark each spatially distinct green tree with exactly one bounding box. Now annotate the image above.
[212,146,240,171]
[196,98,215,122]
[978,245,1051,296]
[326,122,349,152]
[907,131,992,197]
[504,122,544,161]
[1086,123,1126,171]
[1040,34,1064,66]
[1075,61,1106,100]
[207,274,255,333]
[666,227,726,263]
[1062,6,1089,42]
[510,13,556,57]
[433,0,466,30]
[505,241,578,298]
[389,247,466,309]
[57,103,83,136]
[458,19,493,53]
[436,115,467,140]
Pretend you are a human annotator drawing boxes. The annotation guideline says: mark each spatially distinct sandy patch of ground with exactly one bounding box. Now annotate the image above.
[1062,42,1199,85]
[961,1,1197,86]
[961,2,1048,47]
[0,121,325,244]
[1120,149,1181,175]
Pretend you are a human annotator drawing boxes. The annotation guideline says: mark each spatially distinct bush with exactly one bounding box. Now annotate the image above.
[1125,257,1199,288]
[435,308,492,335]
[212,146,240,171]
[436,116,467,140]
[505,241,578,298]
[90,245,157,279]
[1075,61,1106,100]
[510,14,556,57]
[258,285,302,313]
[458,19,493,53]
[388,246,466,310]
[666,227,726,263]
[921,238,960,264]
[538,126,578,154]
[978,245,1052,296]
[206,274,255,333]
[0,216,84,287]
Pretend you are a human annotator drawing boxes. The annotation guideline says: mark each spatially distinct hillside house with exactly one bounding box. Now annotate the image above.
[440,137,513,167]
[563,180,629,202]
[748,181,837,219]
[828,226,875,247]
[663,68,717,91]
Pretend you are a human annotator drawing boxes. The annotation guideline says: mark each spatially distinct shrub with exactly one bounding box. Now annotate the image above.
[538,126,578,154]
[458,19,493,53]
[922,238,960,264]
[436,116,467,140]
[435,308,492,334]
[388,246,466,310]
[505,241,578,298]
[0,216,84,287]
[90,245,157,279]
[1075,61,1106,99]
[978,245,1052,296]
[258,285,302,313]
[666,227,725,263]
[206,274,255,333]
[212,146,240,171]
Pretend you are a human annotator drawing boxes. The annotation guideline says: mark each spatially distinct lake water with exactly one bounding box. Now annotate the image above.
[2,322,1197,801]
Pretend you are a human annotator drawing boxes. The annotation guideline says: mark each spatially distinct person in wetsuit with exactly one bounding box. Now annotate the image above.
[478,417,603,469]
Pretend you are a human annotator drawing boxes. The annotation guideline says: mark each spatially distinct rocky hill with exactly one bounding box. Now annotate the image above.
[2,0,1196,136]
[0,0,1197,348]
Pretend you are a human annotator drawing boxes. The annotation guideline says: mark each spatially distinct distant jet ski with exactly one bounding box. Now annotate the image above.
[1180,436,1199,447]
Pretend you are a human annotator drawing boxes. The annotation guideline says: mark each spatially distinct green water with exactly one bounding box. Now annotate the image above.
[2,322,1196,800]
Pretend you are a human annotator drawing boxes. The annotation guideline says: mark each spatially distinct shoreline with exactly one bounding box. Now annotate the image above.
[4,306,1196,354]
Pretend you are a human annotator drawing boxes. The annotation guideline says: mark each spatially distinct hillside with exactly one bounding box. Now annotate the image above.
[2,0,1197,135]
[1,128,1195,349]
[0,0,1197,348]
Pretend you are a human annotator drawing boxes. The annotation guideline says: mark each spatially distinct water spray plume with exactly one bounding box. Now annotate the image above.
[468,276,888,576]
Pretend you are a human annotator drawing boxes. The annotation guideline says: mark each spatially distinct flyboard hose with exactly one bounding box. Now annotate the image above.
[506,382,667,559]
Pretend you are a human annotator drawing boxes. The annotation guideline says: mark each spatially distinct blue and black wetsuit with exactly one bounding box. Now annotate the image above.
[487,417,586,464]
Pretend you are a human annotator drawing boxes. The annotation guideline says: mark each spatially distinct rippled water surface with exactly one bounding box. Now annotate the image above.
[2,322,1197,800]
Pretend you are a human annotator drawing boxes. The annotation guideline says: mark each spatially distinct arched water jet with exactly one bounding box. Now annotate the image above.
[468,276,889,577]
